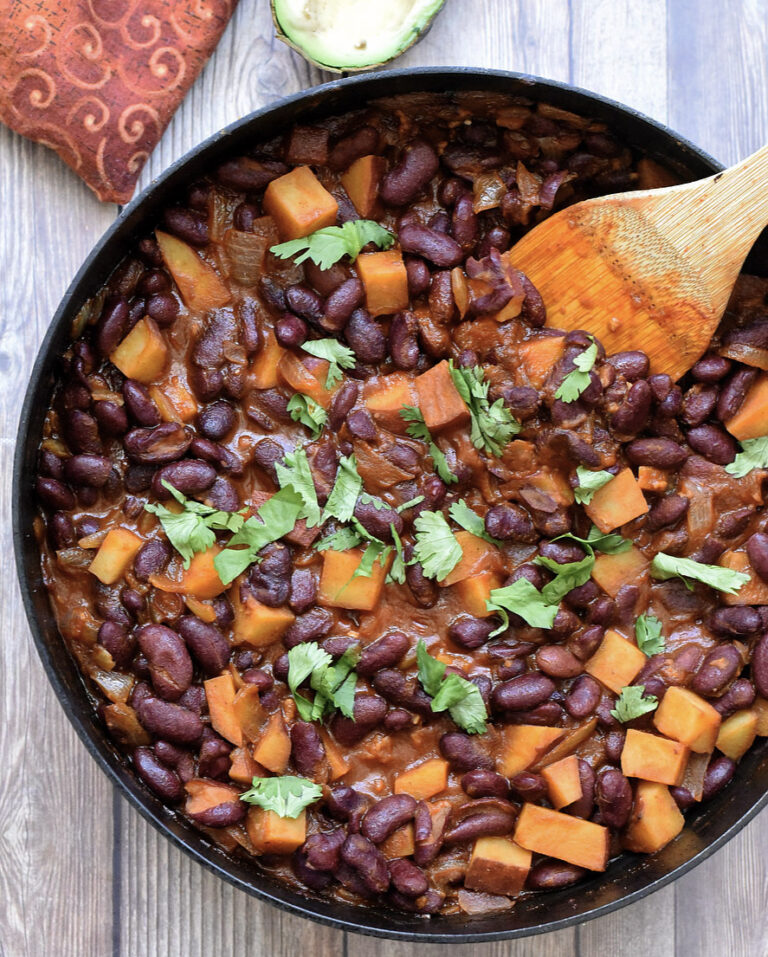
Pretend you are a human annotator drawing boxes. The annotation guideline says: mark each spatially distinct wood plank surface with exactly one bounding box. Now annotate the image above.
[2,1,767,955]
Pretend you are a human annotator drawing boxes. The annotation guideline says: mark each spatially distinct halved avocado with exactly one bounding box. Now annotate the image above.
[271,0,447,73]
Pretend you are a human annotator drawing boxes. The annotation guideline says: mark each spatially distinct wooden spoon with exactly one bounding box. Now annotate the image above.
[507,144,768,380]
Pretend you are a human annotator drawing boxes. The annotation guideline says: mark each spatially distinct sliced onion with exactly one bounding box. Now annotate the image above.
[720,342,768,371]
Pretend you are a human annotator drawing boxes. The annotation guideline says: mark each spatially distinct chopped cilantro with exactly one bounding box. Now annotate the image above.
[650,552,749,595]
[286,393,327,438]
[610,685,659,723]
[239,775,323,818]
[400,406,457,483]
[555,338,598,403]
[271,220,395,271]
[448,361,520,457]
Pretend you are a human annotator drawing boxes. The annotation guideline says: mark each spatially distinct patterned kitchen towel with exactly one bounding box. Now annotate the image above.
[0,0,237,203]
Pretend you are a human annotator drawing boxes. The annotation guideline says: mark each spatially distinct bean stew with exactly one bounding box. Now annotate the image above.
[34,91,768,918]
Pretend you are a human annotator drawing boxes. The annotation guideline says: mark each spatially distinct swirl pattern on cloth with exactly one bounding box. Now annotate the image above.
[0,0,236,202]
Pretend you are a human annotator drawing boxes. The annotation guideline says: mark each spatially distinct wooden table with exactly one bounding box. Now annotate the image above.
[3,1,768,954]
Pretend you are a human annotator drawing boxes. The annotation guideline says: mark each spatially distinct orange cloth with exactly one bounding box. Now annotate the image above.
[0,0,237,203]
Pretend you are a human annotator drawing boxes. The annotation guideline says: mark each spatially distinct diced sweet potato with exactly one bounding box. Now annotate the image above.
[318,548,389,611]
[247,807,307,854]
[754,697,768,736]
[263,166,338,240]
[518,335,566,388]
[394,758,449,801]
[149,376,198,423]
[230,587,295,647]
[156,230,231,311]
[591,547,649,597]
[251,328,286,390]
[465,837,532,897]
[531,718,598,771]
[541,755,583,809]
[89,528,143,585]
[623,781,684,854]
[252,711,291,774]
[441,531,501,586]
[414,360,471,433]
[319,728,350,781]
[229,747,261,785]
[182,546,227,599]
[233,685,266,742]
[364,374,417,432]
[637,466,669,493]
[340,155,386,218]
[357,249,409,317]
[514,803,610,871]
[110,317,169,384]
[380,823,415,859]
[454,571,504,618]
[497,725,565,778]
[724,372,768,440]
[185,779,241,816]
[719,549,768,605]
[585,468,649,533]
[585,629,646,694]
[204,674,242,747]
[716,708,758,760]
[277,351,331,408]
[621,729,689,786]
[653,686,721,753]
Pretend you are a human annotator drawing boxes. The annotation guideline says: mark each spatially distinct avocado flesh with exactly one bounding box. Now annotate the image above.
[272,0,446,71]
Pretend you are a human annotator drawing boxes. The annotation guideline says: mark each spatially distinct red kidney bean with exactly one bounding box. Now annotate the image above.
[361,794,417,844]
[625,437,687,468]
[347,409,376,441]
[95,298,129,355]
[188,801,245,828]
[304,829,345,873]
[137,624,193,701]
[273,313,307,349]
[405,562,438,608]
[747,532,768,583]
[595,768,632,828]
[710,606,762,638]
[540,539,587,564]
[702,754,736,800]
[137,237,163,265]
[36,477,75,511]
[484,503,537,542]
[451,194,478,248]
[444,809,515,844]
[243,669,273,692]
[387,310,420,369]
[154,740,186,767]
[567,760,595,819]
[564,674,602,718]
[606,351,650,381]
[448,617,494,650]
[717,367,758,422]
[177,616,230,675]
[124,423,192,464]
[691,644,742,697]
[94,400,129,436]
[147,294,179,327]
[610,380,652,435]
[428,269,456,324]
[49,511,75,548]
[133,747,183,802]
[353,497,403,541]
[63,409,102,454]
[357,632,409,676]
[346,307,386,363]
[326,786,368,825]
[196,401,235,442]
[285,285,324,324]
[197,727,232,779]
[288,569,316,615]
[326,380,358,432]
[372,669,433,715]
[137,697,203,744]
[646,493,689,531]
[404,257,430,298]
[549,606,581,639]
[398,223,463,267]
[492,673,556,712]
[388,859,428,897]
[439,733,492,773]
[713,678,756,717]
[98,621,135,666]
[137,269,170,296]
[752,632,768,697]
[330,693,388,746]
[325,278,364,330]
[687,424,736,465]
[380,140,439,205]
[216,156,287,190]
[188,366,223,402]
[691,353,731,382]
[429,210,451,234]
[133,539,171,581]
[340,834,390,894]
[526,860,587,890]
[121,587,145,616]
[670,785,696,810]
[587,596,615,628]
[328,125,379,170]
[476,225,512,259]
[383,709,412,732]
[122,380,160,426]
[536,645,583,679]
[152,460,217,499]
[39,450,65,480]
[246,543,291,608]
[272,653,289,683]
[284,607,334,648]
[604,729,626,764]
[163,207,208,246]
[461,770,509,800]
[291,721,326,778]
[681,384,718,427]
[565,581,600,609]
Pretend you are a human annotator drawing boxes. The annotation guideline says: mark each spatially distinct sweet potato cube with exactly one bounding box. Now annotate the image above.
[380,823,415,859]
[263,166,338,240]
[149,377,198,424]
[110,317,169,384]
[233,685,266,742]
[719,550,768,605]
[204,674,243,747]
[514,804,610,871]
[441,531,501,586]
[229,747,261,785]
[231,587,295,647]
[454,571,504,618]
[251,328,286,390]
[754,697,768,736]
[637,466,669,493]
[541,755,583,809]
[653,686,721,753]
[156,230,231,312]
[180,546,227,599]
[185,779,241,817]
[394,758,449,801]
[414,360,471,433]
[89,528,143,585]
[724,372,768,441]
[624,781,684,853]
[518,335,566,388]
[357,249,409,317]
[341,154,386,218]
[318,548,389,611]
[591,547,649,597]
[585,468,649,533]
[364,373,417,432]
[277,351,331,408]
[252,711,291,774]
[585,629,646,694]
[465,838,532,897]
[247,807,307,854]
[621,729,689,786]
[497,725,565,777]
[320,729,350,781]
[716,709,758,760]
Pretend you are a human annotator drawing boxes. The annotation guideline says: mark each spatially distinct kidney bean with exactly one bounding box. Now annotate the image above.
[680,384,717,427]
[540,540,587,565]
[645,494,690,532]
[526,860,586,890]
[330,692,388,746]
[284,607,334,649]
[610,380,652,435]
[625,437,687,468]
[324,383,357,434]
[380,140,439,205]
[481,503,535,543]
[49,511,75,549]
[353,498,403,542]
[194,403,234,445]
[163,206,208,246]
[450,194,478,249]
[197,727,232,779]
[405,562,438,608]
[595,768,632,829]
[301,831,345,877]
[93,400,128,437]
[752,632,768,698]
[270,314,307,351]
[669,785,695,811]
[36,477,75,511]
[606,351,650,381]
[425,269,454,324]
[492,673,556,713]
[188,800,245,828]
[326,787,368,827]
[63,409,102,455]
[188,366,223,402]
[124,423,192,465]
[444,809,515,844]
[133,539,171,581]
[566,760,595,819]
[398,223,463,267]
[386,310,420,370]
[175,616,229,675]
[152,460,217,500]
[39,450,65,480]
[438,732,492,773]
[345,307,387,363]
[290,721,326,778]
[373,669,433,715]
[328,125,379,170]
[747,532,768,584]
[133,747,183,802]
[246,543,291,608]
[121,588,145,617]
[356,632,409,677]
[690,353,730,382]
[284,569,314,617]
[713,678,756,718]
[137,624,193,701]
[122,380,160,427]
[283,286,322,327]
[341,834,390,893]
[146,293,179,327]
[404,256,430,298]
[95,298,129,355]
[702,754,736,800]
[447,617,493,651]
[717,367,758,422]
[531,645,579,680]
[686,424,737,465]
[137,697,203,744]
[691,644,742,697]
[561,675,600,720]
[380,710,411,735]
[361,794,417,844]
[346,409,376,441]
[324,277,363,331]
[386,859,428,898]
[98,620,135,667]
[710,606,761,638]
[457,770,506,801]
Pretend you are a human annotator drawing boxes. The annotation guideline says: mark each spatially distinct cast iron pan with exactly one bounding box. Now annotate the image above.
[13,68,768,942]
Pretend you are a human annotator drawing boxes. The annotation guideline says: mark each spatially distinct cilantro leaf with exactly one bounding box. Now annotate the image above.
[286,393,327,438]
[239,775,322,818]
[275,448,321,528]
[271,220,395,271]
[353,540,391,580]
[635,614,665,657]
[557,526,631,555]
[322,454,362,524]
[397,495,425,512]
[315,525,364,552]
[145,481,245,568]
[302,338,357,389]
[387,524,407,585]
[555,339,598,403]
[449,500,503,546]
[650,552,749,595]
[573,466,614,505]
[537,551,595,605]
[725,436,768,478]
[287,642,359,721]
[486,577,559,634]
[400,406,458,484]
[448,361,520,457]
[416,642,488,733]
[610,685,659,723]
[412,510,463,581]
[416,639,446,697]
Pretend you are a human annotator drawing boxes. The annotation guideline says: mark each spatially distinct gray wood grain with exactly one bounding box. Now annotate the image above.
[3,0,768,954]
